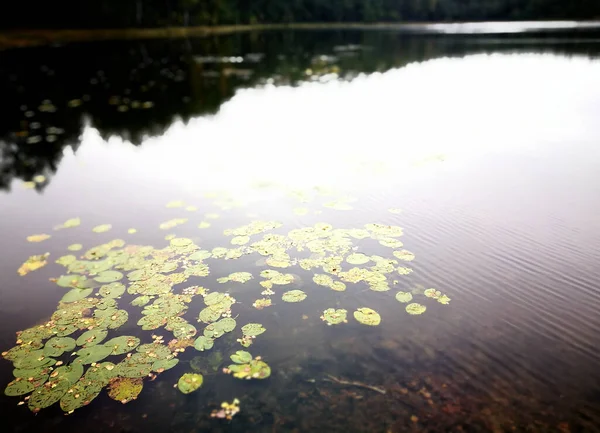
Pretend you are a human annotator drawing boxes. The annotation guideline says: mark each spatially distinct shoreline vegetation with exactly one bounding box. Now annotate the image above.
[2,20,599,50]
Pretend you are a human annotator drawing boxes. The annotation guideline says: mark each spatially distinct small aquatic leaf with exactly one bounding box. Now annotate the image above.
[170,237,193,248]
[76,329,108,347]
[43,337,76,357]
[94,271,124,283]
[56,274,88,288]
[59,380,102,412]
[152,358,179,372]
[159,218,188,230]
[105,310,129,329]
[393,250,415,261]
[5,378,35,396]
[225,358,271,380]
[193,336,214,352]
[18,253,49,276]
[230,350,252,364]
[92,224,112,233]
[27,234,51,243]
[379,238,403,248]
[198,221,211,229]
[28,378,70,411]
[104,336,140,355]
[107,377,143,403]
[137,314,166,330]
[74,344,113,364]
[60,288,93,303]
[281,290,306,303]
[54,218,81,230]
[99,282,125,298]
[52,363,84,385]
[405,303,427,315]
[131,295,152,307]
[241,323,265,337]
[67,244,83,251]
[437,294,451,305]
[395,291,413,303]
[231,236,250,245]
[321,308,348,325]
[353,308,381,326]
[346,253,370,265]
[177,373,203,394]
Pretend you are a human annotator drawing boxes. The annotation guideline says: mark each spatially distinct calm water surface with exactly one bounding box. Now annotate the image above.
[1,26,600,433]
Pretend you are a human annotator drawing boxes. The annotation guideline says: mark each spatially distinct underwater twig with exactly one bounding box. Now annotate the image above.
[324,374,386,394]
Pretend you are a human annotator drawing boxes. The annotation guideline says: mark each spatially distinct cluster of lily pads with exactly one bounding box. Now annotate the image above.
[4,204,451,414]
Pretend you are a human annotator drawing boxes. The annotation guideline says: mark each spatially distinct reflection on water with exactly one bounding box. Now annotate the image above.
[2,28,600,433]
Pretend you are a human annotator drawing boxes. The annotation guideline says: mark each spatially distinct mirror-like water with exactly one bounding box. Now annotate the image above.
[1,26,600,433]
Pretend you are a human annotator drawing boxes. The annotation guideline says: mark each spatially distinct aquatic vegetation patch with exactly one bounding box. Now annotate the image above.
[177,373,203,394]
[353,308,381,326]
[320,308,348,325]
[27,234,51,243]
[18,253,49,276]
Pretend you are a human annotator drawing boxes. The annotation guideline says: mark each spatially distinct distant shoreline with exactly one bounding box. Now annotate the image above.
[2,21,599,50]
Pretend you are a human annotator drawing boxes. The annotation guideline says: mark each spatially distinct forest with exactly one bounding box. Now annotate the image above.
[1,0,599,29]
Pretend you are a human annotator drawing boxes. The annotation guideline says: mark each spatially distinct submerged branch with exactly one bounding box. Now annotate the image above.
[324,374,386,395]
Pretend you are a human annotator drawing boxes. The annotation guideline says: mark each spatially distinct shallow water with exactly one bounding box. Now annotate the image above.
[1,26,600,433]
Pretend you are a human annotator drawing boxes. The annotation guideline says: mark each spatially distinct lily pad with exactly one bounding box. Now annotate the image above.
[152,358,179,372]
[99,282,125,298]
[393,250,415,261]
[61,288,93,303]
[282,290,307,303]
[74,344,113,364]
[346,253,370,265]
[56,274,88,289]
[104,336,140,355]
[92,224,112,233]
[353,308,381,326]
[131,295,152,307]
[28,378,70,412]
[18,253,50,276]
[94,271,124,283]
[177,373,203,394]
[405,303,427,315]
[43,337,76,357]
[193,336,214,352]
[107,377,143,403]
[54,218,81,230]
[59,380,102,412]
[226,359,271,380]
[230,350,252,364]
[321,308,348,325]
[13,351,55,369]
[27,234,51,243]
[395,292,413,303]
[241,323,266,337]
[76,329,108,347]
[51,363,84,385]
[5,378,35,396]
[67,244,83,251]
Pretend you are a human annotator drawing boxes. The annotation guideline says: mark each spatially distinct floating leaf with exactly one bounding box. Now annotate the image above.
[198,221,211,229]
[131,295,152,307]
[252,298,272,310]
[76,329,108,347]
[177,373,203,394]
[94,271,124,283]
[107,377,143,403]
[346,253,370,265]
[437,294,451,305]
[43,337,76,357]
[225,358,271,380]
[160,218,188,230]
[105,310,129,329]
[99,282,125,298]
[92,224,112,233]
[230,350,252,364]
[5,378,35,396]
[241,323,265,337]
[18,253,49,276]
[28,379,70,412]
[217,272,253,284]
[51,363,84,385]
[59,380,102,412]
[395,292,413,303]
[353,308,381,326]
[405,303,426,315]
[231,236,250,245]
[193,336,214,352]
[321,308,348,325]
[152,358,179,372]
[282,290,306,303]
[393,250,415,261]
[170,238,193,248]
[13,350,55,369]
[74,344,113,364]
[104,336,140,355]
[56,274,88,288]
[67,244,83,251]
[54,218,81,230]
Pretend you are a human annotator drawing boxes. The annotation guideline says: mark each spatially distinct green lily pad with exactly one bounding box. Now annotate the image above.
[13,350,55,369]
[12,367,50,387]
[60,288,93,303]
[94,271,123,283]
[52,363,84,385]
[104,309,129,329]
[393,250,415,261]
[217,318,236,333]
[76,329,108,347]
[96,297,117,310]
[137,314,166,330]
[56,275,88,289]
[189,250,212,261]
[321,308,348,325]
[170,238,193,248]
[43,337,76,357]
[56,255,77,267]
[5,378,35,396]
[395,292,413,303]
[226,359,271,380]
[172,323,197,340]
[204,292,228,306]
[193,336,214,352]
[67,244,83,251]
[177,373,203,394]
[282,290,307,303]
[54,218,81,230]
[241,323,266,337]
[346,253,370,265]
[104,336,140,355]
[92,224,112,233]
[107,377,143,403]
[353,308,381,326]
[405,303,427,315]
[152,358,179,372]
[115,358,153,379]
[59,380,102,412]
[55,324,79,337]
[137,343,172,359]
[198,306,222,324]
[99,282,125,298]
[28,378,70,412]
[82,362,117,385]
[131,295,152,307]
[230,350,252,364]
[74,344,113,364]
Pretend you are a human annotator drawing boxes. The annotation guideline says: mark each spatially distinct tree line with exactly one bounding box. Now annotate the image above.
[2,0,599,29]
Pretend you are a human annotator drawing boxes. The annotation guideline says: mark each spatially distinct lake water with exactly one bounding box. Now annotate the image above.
[1,24,600,433]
